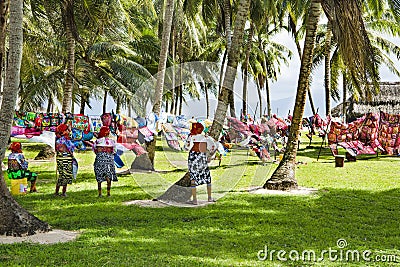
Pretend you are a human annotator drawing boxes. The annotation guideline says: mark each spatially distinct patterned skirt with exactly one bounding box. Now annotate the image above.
[56,152,73,186]
[94,152,118,183]
[188,151,211,186]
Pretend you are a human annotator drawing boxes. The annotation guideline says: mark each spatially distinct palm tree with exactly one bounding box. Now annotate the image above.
[324,21,332,117]
[241,22,254,116]
[0,0,50,236]
[0,0,9,92]
[243,0,284,118]
[264,0,381,190]
[61,0,75,113]
[23,0,149,113]
[19,9,65,111]
[147,0,175,164]
[247,22,291,118]
[286,1,317,115]
[319,2,400,119]
[208,0,251,140]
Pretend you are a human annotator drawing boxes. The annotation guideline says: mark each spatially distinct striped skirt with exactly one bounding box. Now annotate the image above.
[56,152,73,186]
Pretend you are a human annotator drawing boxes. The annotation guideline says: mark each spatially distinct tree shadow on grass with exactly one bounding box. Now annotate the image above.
[4,186,399,266]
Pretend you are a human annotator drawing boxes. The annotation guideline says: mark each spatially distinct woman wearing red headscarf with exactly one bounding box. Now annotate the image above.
[185,122,217,205]
[54,124,75,196]
[7,142,38,192]
[93,126,117,197]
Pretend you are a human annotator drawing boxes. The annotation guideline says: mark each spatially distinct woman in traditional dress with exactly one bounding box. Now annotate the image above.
[93,126,117,197]
[54,124,75,197]
[185,122,217,205]
[7,142,38,192]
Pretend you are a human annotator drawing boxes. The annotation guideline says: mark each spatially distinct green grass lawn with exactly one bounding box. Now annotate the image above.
[1,135,399,266]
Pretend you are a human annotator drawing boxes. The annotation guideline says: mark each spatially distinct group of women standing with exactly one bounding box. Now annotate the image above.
[54,124,117,197]
[8,120,217,203]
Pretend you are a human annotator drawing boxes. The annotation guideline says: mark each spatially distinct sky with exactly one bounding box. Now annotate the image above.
[180,32,400,119]
[81,31,400,120]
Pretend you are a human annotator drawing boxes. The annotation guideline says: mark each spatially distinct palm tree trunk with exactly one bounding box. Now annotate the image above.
[219,49,227,95]
[102,90,107,114]
[174,87,179,115]
[342,73,347,123]
[224,0,235,119]
[116,97,121,114]
[264,0,321,190]
[0,0,22,159]
[79,91,87,114]
[127,99,132,117]
[218,0,231,101]
[179,85,183,115]
[47,97,52,113]
[208,0,251,140]
[0,0,50,236]
[205,84,210,118]
[265,76,271,117]
[295,37,316,115]
[308,88,316,115]
[148,0,175,165]
[0,0,8,92]
[223,0,232,51]
[61,0,75,114]
[170,27,176,114]
[324,21,332,117]
[242,23,254,117]
[152,0,174,116]
[229,90,235,118]
[257,85,263,118]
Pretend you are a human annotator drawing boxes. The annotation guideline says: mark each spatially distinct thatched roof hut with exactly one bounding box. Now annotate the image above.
[331,82,400,122]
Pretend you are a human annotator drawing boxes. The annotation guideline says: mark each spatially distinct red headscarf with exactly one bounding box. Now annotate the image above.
[190,122,204,135]
[98,126,110,138]
[9,142,22,153]
[56,124,69,137]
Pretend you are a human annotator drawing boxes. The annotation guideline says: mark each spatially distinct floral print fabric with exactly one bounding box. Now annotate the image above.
[188,151,211,186]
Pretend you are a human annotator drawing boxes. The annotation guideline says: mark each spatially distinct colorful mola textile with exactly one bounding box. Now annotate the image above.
[328,113,382,156]
[378,111,400,155]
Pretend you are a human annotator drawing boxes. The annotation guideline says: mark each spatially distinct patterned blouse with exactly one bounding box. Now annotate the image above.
[8,152,28,171]
[185,134,217,152]
[93,137,116,154]
[55,136,75,155]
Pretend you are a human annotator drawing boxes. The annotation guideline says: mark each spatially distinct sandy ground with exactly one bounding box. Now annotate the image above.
[124,199,216,208]
[248,186,318,195]
[0,229,80,244]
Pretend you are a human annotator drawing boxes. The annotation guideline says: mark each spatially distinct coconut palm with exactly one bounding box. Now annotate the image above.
[314,2,400,118]
[60,0,75,113]
[23,0,149,114]
[208,0,251,139]
[19,6,65,111]
[0,0,50,236]
[0,0,9,91]
[264,0,381,190]
[285,0,317,115]
[242,0,284,116]
[249,27,292,118]
[145,0,175,164]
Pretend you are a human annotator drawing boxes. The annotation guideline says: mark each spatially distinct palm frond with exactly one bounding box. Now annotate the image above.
[322,0,380,94]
